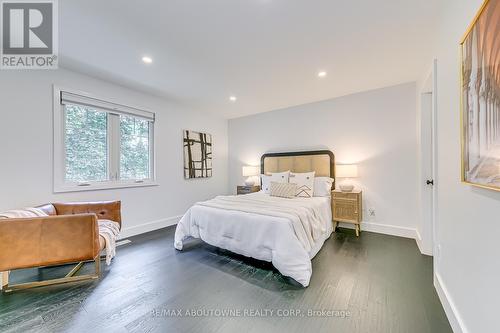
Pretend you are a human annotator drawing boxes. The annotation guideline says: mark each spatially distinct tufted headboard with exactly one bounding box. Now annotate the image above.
[261,150,335,188]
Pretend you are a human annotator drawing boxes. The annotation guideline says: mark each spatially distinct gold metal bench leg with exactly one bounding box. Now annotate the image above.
[65,261,84,278]
[95,255,101,275]
[1,271,9,290]
[2,257,100,293]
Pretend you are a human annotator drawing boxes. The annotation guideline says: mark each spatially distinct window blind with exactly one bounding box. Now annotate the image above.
[60,91,155,121]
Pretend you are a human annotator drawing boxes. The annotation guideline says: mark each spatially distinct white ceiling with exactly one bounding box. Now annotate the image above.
[60,0,441,119]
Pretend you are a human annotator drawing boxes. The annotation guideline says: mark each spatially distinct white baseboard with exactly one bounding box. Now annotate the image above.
[415,229,433,256]
[337,221,435,256]
[118,215,182,239]
[434,272,467,333]
[337,221,417,239]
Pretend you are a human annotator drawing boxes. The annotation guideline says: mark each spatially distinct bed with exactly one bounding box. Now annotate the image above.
[174,150,336,287]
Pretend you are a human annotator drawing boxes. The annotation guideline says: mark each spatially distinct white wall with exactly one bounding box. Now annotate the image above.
[228,82,419,238]
[0,68,229,238]
[431,1,500,332]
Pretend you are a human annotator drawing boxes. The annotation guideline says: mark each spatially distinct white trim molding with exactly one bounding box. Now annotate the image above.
[118,215,182,239]
[434,272,468,333]
[338,221,438,256]
[337,221,436,256]
[415,229,433,256]
[337,221,418,239]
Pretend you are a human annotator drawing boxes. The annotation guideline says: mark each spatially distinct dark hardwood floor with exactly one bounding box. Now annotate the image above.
[0,226,452,333]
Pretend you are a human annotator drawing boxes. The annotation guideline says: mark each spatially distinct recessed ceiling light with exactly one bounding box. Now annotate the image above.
[142,56,153,64]
[318,71,327,78]
[229,96,237,102]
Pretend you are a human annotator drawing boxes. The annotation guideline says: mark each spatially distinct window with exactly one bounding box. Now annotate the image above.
[54,88,156,192]
[65,104,108,182]
[120,115,151,180]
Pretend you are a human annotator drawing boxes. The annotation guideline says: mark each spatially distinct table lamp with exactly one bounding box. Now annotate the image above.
[242,166,260,186]
[336,164,358,192]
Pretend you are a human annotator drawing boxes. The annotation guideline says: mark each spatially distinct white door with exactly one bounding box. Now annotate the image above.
[419,60,437,256]
[421,91,434,254]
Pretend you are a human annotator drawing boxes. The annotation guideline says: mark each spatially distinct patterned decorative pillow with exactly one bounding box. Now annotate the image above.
[289,171,315,197]
[270,181,297,198]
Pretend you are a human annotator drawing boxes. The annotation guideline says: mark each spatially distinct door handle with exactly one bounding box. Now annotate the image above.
[426,179,434,186]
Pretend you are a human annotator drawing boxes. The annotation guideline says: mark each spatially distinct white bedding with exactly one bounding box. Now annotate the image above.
[174,192,332,287]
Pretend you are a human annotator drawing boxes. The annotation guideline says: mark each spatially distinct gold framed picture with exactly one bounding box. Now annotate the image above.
[460,0,500,191]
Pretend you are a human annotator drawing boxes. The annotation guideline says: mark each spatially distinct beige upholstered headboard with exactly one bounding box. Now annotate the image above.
[261,150,335,187]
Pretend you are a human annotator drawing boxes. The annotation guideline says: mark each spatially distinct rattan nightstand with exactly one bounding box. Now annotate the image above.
[332,189,362,236]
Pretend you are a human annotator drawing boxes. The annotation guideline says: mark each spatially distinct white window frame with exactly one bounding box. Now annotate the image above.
[53,86,157,193]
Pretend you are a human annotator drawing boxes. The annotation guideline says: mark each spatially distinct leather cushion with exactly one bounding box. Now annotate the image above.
[53,201,121,226]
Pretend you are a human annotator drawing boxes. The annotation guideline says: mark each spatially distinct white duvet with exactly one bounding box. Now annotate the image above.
[174,192,332,287]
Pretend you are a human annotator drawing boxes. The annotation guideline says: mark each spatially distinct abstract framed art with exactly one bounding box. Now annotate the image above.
[460,0,500,191]
[183,130,213,179]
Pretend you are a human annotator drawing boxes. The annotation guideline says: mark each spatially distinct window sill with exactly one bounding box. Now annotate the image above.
[53,181,159,193]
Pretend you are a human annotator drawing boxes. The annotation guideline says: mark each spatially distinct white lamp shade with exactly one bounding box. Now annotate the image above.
[336,164,358,178]
[242,166,260,177]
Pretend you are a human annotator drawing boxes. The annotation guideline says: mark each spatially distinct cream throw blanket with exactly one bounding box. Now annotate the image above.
[0,208,120,265]
[0,207,48,219]
[98,219,120,265]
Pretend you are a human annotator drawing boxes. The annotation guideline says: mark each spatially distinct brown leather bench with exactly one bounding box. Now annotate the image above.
[0,201,121,292]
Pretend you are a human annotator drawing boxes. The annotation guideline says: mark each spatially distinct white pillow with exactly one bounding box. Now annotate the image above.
[313,177,334,197]
[270,182,297,199]
[270,171,290,182]
[289,171,315,198]
[261,175,271,193]
[261,171,290,194]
